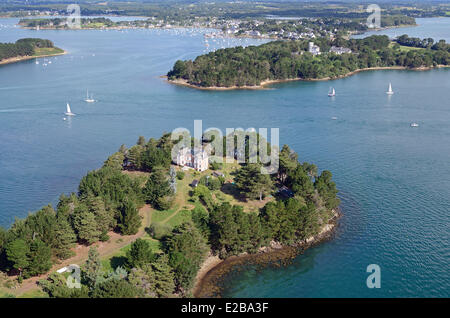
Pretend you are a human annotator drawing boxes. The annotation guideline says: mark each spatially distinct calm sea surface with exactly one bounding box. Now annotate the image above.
[0,17,449,297]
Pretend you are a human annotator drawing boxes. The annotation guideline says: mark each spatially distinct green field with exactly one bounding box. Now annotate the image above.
[389,42,425,52]
[33,47,64,57]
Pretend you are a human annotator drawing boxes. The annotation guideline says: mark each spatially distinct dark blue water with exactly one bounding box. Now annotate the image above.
[0,17,449,297]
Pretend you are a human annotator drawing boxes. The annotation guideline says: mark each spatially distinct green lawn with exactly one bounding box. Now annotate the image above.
[33,47,64,57]
[389,42,426,52]
[151,206,179,224]
[101,239,162,273]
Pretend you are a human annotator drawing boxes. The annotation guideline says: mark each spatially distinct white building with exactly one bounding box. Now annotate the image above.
[329,46,352,55]
[176,147,209,172]
[308,42,321,55]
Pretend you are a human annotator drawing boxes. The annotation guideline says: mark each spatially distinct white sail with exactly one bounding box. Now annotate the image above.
[328,87,335,97]
[85,89,95,103]
[65,103,75,116]
[386,83,394,95]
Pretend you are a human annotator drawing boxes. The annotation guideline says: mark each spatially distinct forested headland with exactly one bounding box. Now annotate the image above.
[0,132,340,298]
[0,38,64,64]
[167,35,450,88]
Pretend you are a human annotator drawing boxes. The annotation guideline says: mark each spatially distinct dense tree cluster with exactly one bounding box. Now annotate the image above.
[0,140,160,280]
[396,34,450,52]
[168,35,450,87]
[1,133,340,298]
[0,38,54,62]
[207,144,339,256]
[209,203,266,258]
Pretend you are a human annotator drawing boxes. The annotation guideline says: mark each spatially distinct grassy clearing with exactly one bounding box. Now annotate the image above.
[33,47,64,56]
[152,206,179,223]
[176,160,273,213]
[101,238,162,273]
[164,209,192,227]
[389,42,426,52]
[84,22,107,28]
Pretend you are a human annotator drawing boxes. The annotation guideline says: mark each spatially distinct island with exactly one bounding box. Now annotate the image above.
[0,132,340,298]
[0,38,65,66]
[167,35,450,89]
[18,14,416,40]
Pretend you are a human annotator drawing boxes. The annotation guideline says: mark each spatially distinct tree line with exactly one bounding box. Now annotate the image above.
[0,134,175,282]
[0,38,55,62]
[167,35,450,88]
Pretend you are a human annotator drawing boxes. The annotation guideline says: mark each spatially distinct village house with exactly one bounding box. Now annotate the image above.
[308,42,321,55]
[329,46,352,55]
[175,146,209,172]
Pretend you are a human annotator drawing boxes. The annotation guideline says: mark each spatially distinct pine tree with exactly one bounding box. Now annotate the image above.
[126,145,144,170]
[151,254,175,298]
[137,136,146,146]
[166,222,208,290]
[234,164,273,201]
[84,196,114,241]
[288,164,315,199]
[126,238,155,269]
[118,144,127,154]
[128,255,175,298]
[91,278,140,298]
[128,266,157,298]
[53,217,76,259]
[5,239,29,278]
[143,168,172,210]
[103,152,125,170]
[119,200,141,235]
[27,239,52,276]
[72,205,101,245]
[82,247,102,289]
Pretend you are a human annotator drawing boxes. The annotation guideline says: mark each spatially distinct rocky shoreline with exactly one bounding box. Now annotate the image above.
[193,209,341,298]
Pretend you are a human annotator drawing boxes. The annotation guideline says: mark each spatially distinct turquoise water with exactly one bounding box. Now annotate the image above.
[0,18,449,297]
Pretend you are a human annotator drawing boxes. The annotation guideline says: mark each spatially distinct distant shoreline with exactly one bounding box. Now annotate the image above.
[193,209,341,298]
[167,65,450,91]
[0,50,67,66]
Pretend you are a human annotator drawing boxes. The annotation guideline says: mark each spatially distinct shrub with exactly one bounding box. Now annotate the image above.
[149,222,173,240]
[210,161,223,170]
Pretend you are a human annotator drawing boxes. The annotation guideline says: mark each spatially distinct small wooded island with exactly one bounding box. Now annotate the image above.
[0,132,339,298]
[0,38,64,65]
[167,35,450,89]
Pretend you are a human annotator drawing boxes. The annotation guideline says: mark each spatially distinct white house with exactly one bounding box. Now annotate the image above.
[329,46,352,55]
[308,42,321,55]
[175,147,209,172]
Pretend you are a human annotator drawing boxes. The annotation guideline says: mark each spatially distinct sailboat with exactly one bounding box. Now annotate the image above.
[328,87,335,97]
[386,83,394,95]
[65,103,75,116]
[84,89,95,103]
